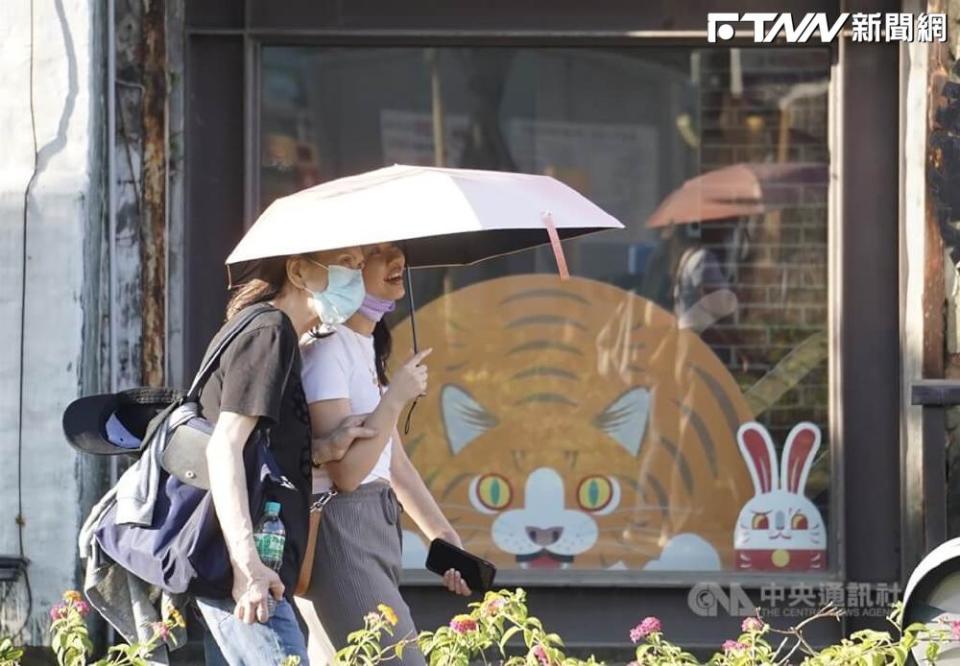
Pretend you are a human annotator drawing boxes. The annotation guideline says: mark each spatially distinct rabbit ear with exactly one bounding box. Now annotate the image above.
[781,422,821,494]
[737,422,779,494]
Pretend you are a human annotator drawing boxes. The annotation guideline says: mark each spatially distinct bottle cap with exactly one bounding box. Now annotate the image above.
[265,501,281,516]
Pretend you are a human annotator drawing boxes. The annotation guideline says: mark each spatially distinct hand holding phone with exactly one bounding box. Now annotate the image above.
[426,539,496,593]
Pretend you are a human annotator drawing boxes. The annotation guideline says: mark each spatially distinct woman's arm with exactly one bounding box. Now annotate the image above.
[206,411,283,623]
[390,431,457,543]
[309,394,406,492]
[308,348,430,491]
[390,432,471,596]
[310,413,377,466]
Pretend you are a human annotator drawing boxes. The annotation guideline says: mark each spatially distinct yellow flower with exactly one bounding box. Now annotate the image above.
[63,591,82,604]
[378,604,399,627]
[168,607,186,628]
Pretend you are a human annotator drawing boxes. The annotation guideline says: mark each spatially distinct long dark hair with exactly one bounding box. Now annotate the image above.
[373,319,392,386]
[225,256,289,320]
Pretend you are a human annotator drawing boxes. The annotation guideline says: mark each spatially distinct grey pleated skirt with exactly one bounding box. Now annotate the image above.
[301,482,425,666]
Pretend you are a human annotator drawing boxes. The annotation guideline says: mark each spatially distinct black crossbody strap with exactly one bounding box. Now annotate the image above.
[186,303,274,401]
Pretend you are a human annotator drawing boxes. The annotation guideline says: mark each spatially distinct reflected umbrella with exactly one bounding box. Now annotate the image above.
[646,162,828,229]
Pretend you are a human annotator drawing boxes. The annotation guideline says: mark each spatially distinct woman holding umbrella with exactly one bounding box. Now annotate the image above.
[197,245,372,666]
[298,242,470,665]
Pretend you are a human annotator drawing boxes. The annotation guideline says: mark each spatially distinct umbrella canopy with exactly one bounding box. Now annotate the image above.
[227,164,623,286]
[645,162,828,228]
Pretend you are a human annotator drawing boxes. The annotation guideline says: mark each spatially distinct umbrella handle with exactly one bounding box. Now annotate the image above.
[402,243,419,434]
[404,248,419,353]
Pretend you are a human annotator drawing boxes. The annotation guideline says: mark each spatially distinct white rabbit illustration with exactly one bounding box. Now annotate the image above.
[734,421,827,571]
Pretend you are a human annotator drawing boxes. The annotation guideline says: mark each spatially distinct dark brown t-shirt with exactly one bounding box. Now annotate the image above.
[198,304,312,596]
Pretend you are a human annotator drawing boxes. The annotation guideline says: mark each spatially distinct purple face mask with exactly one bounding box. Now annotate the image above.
[358,293,396,322]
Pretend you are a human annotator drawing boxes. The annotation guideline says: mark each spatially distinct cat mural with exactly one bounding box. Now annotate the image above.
[390,274,757,571]
[734,422,827,571]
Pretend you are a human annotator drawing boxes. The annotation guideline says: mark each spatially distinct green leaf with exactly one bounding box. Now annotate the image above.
[500,626,522,651]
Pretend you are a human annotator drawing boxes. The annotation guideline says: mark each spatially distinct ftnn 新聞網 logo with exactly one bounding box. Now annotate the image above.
[707,12,947,44]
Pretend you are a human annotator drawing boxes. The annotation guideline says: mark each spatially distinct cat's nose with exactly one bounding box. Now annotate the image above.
[526,526,563,546]
[775,510,785,531]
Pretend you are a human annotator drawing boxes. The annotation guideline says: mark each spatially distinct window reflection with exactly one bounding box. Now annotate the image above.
[261,46,831,574]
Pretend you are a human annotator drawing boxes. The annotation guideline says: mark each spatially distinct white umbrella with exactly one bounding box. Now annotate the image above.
[228,164,623,432]
[226,164,623,286]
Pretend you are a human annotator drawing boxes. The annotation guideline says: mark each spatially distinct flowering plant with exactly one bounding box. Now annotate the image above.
[49,591,94,666]
[415,589,577,666]
[335,590,952,666]
[334,603,409,665]
[630,615,698,665]
[48,590,186,666]
[30,587,958,666]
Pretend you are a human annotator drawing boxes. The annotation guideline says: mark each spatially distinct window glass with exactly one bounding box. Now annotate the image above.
[261,46,831,575]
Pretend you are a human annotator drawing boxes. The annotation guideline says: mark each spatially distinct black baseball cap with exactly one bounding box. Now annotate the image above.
[62,387,183,456]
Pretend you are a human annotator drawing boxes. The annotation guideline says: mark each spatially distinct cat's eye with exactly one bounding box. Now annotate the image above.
[752,513,770,530]
[470,474,513,513]
[576,476,620,515]
[791,513,809,530]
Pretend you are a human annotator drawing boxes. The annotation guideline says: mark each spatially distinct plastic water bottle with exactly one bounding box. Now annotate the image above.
[253,501,285,617]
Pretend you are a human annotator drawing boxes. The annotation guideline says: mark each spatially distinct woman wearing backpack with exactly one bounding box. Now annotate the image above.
[196,246,373,666]
[297,242,469,665]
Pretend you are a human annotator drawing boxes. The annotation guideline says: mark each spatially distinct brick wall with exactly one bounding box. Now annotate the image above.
[696,49,831,500]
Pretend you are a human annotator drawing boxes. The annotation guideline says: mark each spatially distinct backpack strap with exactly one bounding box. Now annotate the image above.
[186,303,275,402]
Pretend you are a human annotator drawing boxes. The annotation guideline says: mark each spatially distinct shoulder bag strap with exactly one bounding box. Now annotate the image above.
[185,303,275,402]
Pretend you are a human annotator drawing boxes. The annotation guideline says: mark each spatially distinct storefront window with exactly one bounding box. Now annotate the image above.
[260,46,831,576]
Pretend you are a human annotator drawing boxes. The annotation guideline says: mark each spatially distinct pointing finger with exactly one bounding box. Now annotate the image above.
[408,348,433,365]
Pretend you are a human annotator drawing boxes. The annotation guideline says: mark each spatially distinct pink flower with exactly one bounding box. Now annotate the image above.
[482,597,506,617]
[531,644,550,665]
[152,622,171,640]
[741,617,764,633]
[723,640,748,652]
[629,617,662,643]
[951,619,960,640]
[49,604,66,621]
[74,600,91,616]
[449,615,477,634]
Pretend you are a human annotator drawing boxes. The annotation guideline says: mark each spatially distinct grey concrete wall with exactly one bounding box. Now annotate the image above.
[0,0,106,644]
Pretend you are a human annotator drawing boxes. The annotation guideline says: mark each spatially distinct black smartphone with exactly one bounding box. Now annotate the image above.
[425,539,497,592]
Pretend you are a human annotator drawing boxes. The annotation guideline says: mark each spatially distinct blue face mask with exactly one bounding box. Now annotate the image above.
[305,261,365,327]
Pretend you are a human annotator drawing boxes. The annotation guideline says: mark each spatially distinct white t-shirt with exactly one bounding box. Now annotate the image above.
[301,325,392,492]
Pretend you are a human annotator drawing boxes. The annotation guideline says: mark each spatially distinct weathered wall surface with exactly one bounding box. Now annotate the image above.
[930,0,960,539]
[0,0,106,643]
